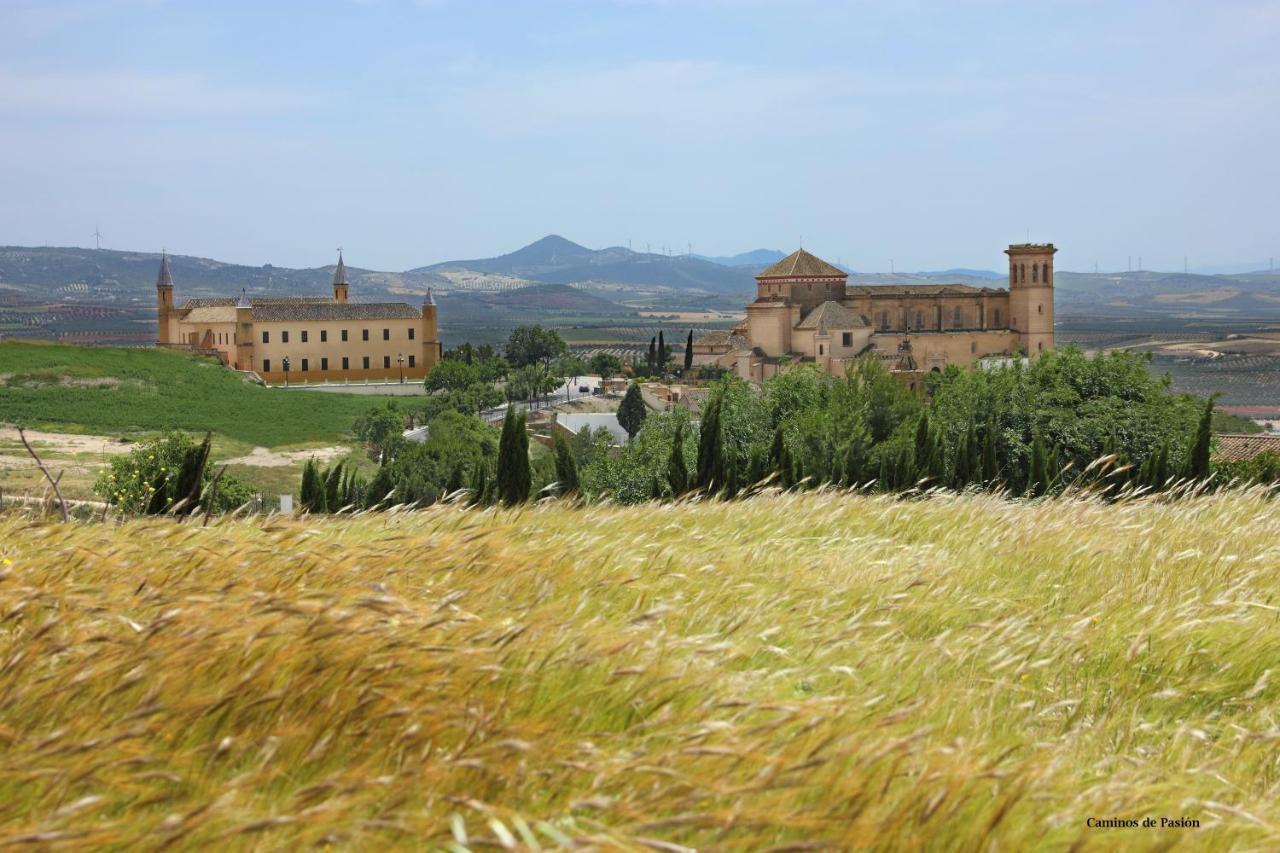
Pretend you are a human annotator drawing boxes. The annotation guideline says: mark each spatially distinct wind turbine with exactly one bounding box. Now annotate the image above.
[92,224,103,250]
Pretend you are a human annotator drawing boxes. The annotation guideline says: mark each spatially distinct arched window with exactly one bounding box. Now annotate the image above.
[818,344,824,355]
[1043,264,1050,285]
[1032,264,1039,283]
[880,310,889,330]
[1019,264,1026,284]
[953,306,962,327]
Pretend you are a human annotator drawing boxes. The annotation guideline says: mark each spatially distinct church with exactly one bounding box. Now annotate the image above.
[693,242,1056,382]
[155,252,440,385]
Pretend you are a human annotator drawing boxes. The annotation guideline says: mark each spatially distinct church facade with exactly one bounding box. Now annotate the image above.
[155,253,440,385]
[694,242,1056,382]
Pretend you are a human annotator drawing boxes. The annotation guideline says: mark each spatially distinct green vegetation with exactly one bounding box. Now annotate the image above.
[0,342,380,446]
[3,491,1279,847]
[95,432,255,515]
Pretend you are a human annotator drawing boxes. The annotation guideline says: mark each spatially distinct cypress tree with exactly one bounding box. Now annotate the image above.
[913,413,931,480]
[553,431,579,496]
[617,382,648,440]
[667,421,689,496]
[695,391,723,492]
[1185,397,1214,480]
[770,424,786,474]
[842,422,870,487]
[496,407,531,505]
[981,418,999,484]
[173,433,211,516]
[684,329,694,372]
[445,461,467,496]
[1027,431,1049,497]
[657,330,667,372]
[468,460,490,507]
[1153,441,1170,489]
[323,462,343,512]
[647,336,656,371]
[299,459,316,511]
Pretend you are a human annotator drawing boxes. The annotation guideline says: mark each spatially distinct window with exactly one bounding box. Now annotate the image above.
[321,357,328,371]
[1039,342,1044,352]
[383,356,391,368]
[282,331,289,343]
[362,356,370,369]
[320,330,327,342]
[408,355,415,367]
[342,357,349,370]
[1032,264,1039,283]
[842,332,852,347]
[1038,304,1044,314]
[953,306,962,327]
[301,358,309,372]
[880,310,890,331]
[971,341,977,354]
[301,330,308,343]
[362,329,369,341]
[1019,264,1026,284]
[994,308,1002,326]
[408,327,415,340]
[818,344,825,355]
[262,331,270,344]
[263,359,271,372]
[382,328,390,341]
[914,311,923,329]
[341,329,348,342]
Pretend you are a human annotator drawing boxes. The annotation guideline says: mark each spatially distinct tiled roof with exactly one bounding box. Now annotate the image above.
[184,306,237,324]
[250,301,421,322]
[846,283,997,296]
[795,301,868,331]
[1214,433,1280,462]
[180,296,331,310]
[757,249,847,279]
[333,252,348,285]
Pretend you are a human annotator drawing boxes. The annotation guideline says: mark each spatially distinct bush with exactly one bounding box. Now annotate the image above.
[95,432,254,515]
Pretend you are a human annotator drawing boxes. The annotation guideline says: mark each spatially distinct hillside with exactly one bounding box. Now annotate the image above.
[2,490,1278,847]
[0,342,376,446]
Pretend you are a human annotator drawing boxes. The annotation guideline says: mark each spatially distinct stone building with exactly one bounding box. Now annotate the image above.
[155,252,440,384]
[695,242,1056,382]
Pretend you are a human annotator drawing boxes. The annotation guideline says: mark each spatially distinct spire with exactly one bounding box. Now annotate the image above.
[424,287,435,307]
[156,251,173,289]
[333,249,348,286]
[237,288,251,309]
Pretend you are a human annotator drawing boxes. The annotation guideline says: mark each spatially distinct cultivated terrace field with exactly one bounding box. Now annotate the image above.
[2,490,1279,849]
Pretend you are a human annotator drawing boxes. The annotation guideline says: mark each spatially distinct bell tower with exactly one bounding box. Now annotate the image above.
[155,252,175,344]
[1005,243,1056,357]
[333,249,349,303]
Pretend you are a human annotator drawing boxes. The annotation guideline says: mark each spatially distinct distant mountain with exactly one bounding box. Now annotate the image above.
[694,249,787,268]
[0,245,443,304]
[914,268,1004,280]
[439,283,631,325]
[416,235,756,295]
[1053,269,1280,318]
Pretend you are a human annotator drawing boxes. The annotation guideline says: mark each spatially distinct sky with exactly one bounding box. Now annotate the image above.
[1,0,1277,274]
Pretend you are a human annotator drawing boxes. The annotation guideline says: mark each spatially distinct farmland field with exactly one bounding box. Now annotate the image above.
[2,490,1279,848]
[0,342,379,446]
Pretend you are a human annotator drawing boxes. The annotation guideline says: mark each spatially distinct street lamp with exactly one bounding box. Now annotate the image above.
[282,356,291,388]
[397,353,404,384]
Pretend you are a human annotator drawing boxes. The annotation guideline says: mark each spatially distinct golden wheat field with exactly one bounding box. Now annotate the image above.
[3,490,1280,850]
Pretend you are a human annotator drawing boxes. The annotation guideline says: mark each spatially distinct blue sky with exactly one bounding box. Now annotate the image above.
[2,0,1277,273]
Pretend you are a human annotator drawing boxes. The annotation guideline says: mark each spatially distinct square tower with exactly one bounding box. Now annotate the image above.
[1005,243,1055,356]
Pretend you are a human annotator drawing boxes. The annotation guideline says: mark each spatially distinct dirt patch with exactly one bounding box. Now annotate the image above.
[222,446,349,468]
[0,426,134,456]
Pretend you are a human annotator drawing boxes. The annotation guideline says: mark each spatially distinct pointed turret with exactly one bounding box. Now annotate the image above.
[333,250,349,303]
[421,287,440,376]
[156,252,175,344]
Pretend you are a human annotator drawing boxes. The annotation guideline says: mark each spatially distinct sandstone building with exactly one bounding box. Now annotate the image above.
[693,242,1056,382]
[155,252,440,384]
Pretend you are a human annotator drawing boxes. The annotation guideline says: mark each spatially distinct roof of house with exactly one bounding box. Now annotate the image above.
[795,300,868,331]
[757,248,847,279]
[693,329,752,351]
[250,301,421,322]
[1214,433,1280,462]
[179,296,331,310]
[845,283,999,297]
[183,306,238,324]
[555,412,630,446]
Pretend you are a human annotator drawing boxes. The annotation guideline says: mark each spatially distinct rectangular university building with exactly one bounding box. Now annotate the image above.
[155,252,440,384]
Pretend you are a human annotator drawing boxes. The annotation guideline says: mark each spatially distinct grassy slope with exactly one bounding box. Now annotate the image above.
[0,342,378,446]
[2,490,1279,848]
